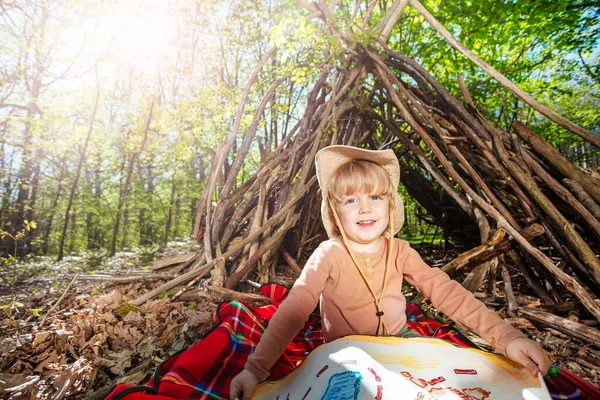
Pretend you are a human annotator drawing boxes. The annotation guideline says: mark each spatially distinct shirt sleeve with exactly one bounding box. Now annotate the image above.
[398,240,525,355]
[244,241,334,380]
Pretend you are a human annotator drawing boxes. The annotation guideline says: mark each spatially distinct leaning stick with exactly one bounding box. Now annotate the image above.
[378,0,410,38]
[150,253,195,271]
[512,121,600,204]
[563,179,600,221]
[501,264,518,317]
[203,285,272,307]
[520,307,600,348]
[78,274,176,282]
[520,148,600,238]
[409,0,600,148]
[40,273,80,326]
[226,214,300,288]
[444,224,545,274]
[281,248,303,275]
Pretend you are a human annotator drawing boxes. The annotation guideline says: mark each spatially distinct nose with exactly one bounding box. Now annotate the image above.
[359,202,372,214]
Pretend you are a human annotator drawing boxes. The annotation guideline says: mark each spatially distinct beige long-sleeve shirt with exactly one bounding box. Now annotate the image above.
[245,238,525,380]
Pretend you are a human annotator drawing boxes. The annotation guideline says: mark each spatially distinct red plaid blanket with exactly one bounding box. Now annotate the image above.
[106,284,600,400]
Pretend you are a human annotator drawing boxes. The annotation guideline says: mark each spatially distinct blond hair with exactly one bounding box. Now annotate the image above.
[329,160,394,201]
[328,160,394,235]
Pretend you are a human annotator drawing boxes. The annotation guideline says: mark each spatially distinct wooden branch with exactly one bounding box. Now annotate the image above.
[519,147,600,238]
[378,40,492,142]
[520,307,600,348]
[78,274,176,282]
[512,121,600,204]
[501,263,518,317]
[204,284,272,307]
[360,0,378,30]
[462,258,496,293]
[226,213,300,289]
[281,248,303,275]
[41,273,80,326]
[457,207,492,294]
[409,0,600,148]
[449,224,545,274]
[452,116,536,220]
[172,258,226,301]
[563,178,600,221]
[442,228,505,274]
[378,0,410,38]
[457,75,475,107]
[440,121,520,229]
[150,253,196,271]
[219,180,260,246]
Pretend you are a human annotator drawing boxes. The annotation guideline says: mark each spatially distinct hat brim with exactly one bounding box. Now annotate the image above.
[315,145,405,239]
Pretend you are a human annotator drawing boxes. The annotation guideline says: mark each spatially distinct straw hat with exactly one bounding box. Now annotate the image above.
[315,145,405,239]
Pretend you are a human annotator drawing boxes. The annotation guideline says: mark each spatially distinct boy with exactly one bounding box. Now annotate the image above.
[230,145,549,399]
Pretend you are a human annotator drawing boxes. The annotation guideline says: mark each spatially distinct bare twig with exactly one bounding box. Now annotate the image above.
[40,273,80,326]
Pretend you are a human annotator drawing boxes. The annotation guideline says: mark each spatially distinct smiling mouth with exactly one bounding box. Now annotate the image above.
[357,220,376,226]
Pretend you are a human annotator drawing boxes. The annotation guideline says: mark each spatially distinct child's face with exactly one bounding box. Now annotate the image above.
[335,191,390,252]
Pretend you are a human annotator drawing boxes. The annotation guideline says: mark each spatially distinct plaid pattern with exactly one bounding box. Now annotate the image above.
[106,284,323,400]
[106,284,600,400]
[405,302,474,348]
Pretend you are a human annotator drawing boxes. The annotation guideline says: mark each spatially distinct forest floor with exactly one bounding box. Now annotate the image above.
[0,240,599,399]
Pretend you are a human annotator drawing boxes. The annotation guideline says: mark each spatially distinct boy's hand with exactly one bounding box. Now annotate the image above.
[505,337,550,376]
[229,368,261,400]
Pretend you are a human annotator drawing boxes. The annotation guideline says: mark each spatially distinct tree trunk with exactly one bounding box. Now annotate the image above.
[58,89,100,260]
[164,175,177,244]
[43,166,65,255]
[110,101,155,256]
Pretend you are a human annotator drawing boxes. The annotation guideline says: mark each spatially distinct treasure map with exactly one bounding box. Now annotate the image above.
[252,335,550,400]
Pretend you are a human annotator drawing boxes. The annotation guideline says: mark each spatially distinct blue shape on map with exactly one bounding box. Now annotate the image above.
[321,371,362,400]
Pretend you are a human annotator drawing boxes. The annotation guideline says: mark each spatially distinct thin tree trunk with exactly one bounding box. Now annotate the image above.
[87,155,103,250]
[43,166,65,255]
[164,175,177,244]
[110,101,155,256]
[58,89,100,260]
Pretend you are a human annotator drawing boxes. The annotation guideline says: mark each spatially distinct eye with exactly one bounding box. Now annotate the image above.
[344,198,356,205]
[371,195,383,201]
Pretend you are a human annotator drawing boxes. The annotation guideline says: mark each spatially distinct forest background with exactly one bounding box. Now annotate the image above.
[0,0,598,267]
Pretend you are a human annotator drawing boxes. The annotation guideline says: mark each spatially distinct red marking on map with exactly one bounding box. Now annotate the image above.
[301,387,311,400]
[464,387,491,400]
[375,385,383,400]
[454,369,477,375]
[428,376,446,385]
[340,360,357,365]
[368,367,381,382]
[316,365,329,377]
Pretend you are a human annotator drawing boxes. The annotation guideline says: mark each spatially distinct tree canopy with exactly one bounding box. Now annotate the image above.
[0,0,597,258]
